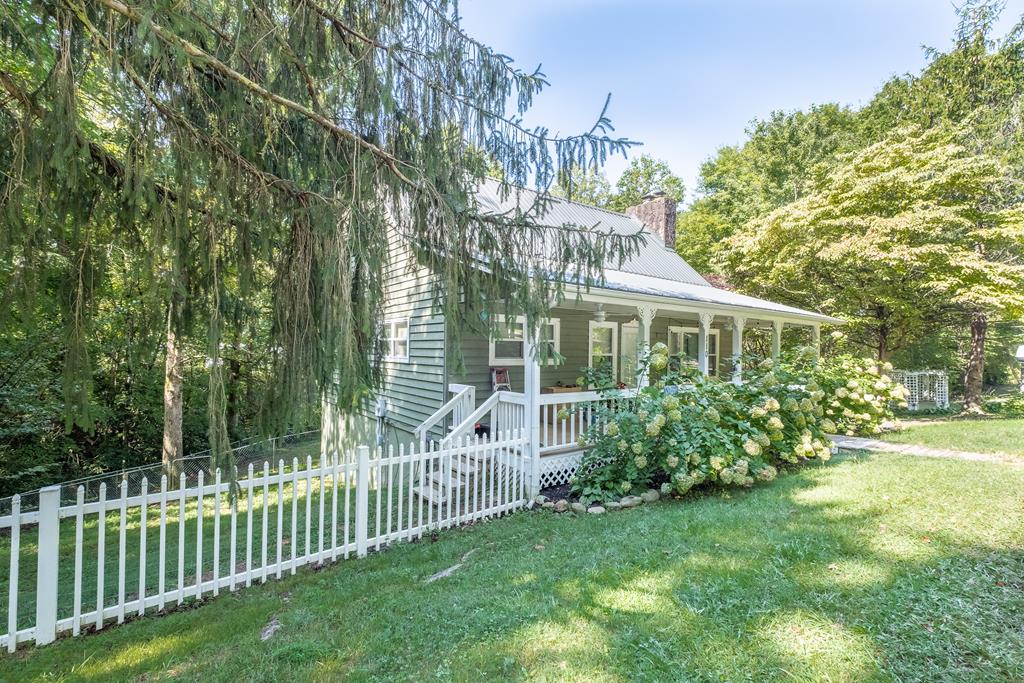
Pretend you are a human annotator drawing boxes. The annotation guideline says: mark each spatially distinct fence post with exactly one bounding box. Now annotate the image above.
[355,445,369,558]
[35,485,60,645]
[524,327,542,498]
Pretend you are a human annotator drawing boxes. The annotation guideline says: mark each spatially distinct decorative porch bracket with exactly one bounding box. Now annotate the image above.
[636,305,657,386]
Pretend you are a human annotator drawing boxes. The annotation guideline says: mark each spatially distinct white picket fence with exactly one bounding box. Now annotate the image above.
[0,431,529,651]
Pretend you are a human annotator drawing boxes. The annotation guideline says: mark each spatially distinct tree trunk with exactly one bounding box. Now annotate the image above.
[876,323,892,360]
[162,313,184,482]
[226,325,242,440]
[963,311,987,412]
[875,306,891,362]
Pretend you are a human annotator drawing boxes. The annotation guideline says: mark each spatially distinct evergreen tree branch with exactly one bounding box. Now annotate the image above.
[301,0,630,148]
[0,69,178,205]
[87,0,419,187]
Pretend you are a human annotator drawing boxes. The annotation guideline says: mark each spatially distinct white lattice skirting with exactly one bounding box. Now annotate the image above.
[892,369,949,410]
[537,451,584,489]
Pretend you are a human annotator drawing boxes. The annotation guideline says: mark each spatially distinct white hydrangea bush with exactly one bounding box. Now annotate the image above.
[568,342,905,504]
[570,344,832,504]
[813,355,908,436]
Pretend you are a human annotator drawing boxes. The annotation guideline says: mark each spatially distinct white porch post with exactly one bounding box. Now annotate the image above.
[772,320,784,359]
[524,324,542,497]
[637,306,657,386]
[697,312,714,376]
[731,315,746,385]
[811,323,821,360]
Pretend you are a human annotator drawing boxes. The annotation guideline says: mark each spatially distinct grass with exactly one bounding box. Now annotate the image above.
[880,416,1024,457]
[1,450,1022,682]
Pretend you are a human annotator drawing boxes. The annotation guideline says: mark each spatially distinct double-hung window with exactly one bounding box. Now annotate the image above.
[383,318,410,362]
[488,316,560,365]
[668,325,719,375]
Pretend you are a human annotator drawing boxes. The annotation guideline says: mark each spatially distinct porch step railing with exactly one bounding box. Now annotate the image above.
[413,383,475,449]
[446,390,526,446]
[412,392,527,505]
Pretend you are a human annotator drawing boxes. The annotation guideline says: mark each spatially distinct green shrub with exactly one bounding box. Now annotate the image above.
[569,345,908,504]
[984,393,1024,416]
[802,355,908,435]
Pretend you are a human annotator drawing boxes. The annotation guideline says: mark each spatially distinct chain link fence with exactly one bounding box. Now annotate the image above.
[0,431,321,516]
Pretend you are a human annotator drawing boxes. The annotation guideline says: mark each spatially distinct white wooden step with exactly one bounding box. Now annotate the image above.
[414,483,446,505]
[425,469,466,489]
[450,457,483,477]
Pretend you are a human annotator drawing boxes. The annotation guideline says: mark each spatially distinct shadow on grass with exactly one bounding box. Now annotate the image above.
[6,451,1024,682]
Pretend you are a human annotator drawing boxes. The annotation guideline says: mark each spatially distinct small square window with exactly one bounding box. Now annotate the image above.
[383,319,410,362]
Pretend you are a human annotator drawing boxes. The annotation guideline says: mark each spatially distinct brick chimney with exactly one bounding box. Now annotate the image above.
[625,190,677,249]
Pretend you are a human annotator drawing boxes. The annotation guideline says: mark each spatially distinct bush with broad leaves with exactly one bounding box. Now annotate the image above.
[569,344,907,504]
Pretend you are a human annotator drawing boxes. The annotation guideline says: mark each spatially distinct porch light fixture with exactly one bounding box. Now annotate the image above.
[593,304,606,323]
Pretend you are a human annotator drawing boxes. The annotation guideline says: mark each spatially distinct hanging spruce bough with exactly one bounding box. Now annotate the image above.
[0,1,641,473]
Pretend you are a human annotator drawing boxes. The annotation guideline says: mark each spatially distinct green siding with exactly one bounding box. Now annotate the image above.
[331,236,747,442]
[323,236,445,448]
[376,237,446,436]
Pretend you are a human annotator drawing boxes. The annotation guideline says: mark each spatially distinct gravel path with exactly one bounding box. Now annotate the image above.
[831,435,1022,466]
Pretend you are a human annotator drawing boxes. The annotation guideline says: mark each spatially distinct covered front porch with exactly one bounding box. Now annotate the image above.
[417,286,836,492]
[452,295,819,398]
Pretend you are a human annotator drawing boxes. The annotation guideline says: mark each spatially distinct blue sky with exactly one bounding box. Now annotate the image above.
[459,0,1024,203]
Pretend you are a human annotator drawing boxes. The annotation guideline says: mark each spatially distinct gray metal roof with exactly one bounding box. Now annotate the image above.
[474,180,710,287]
[593,270,844,325]
[473,179,842,325]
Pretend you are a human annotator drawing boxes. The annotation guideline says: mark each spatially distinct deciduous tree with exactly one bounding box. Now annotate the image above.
[722,126,1024,412]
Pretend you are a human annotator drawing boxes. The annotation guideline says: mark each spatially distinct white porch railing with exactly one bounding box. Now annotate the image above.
[537,390,639,454]
[434,385,636,491]
[538,391,600,454]
[534,390,639,488]
[414,383,476,448]
[0,431,528,651]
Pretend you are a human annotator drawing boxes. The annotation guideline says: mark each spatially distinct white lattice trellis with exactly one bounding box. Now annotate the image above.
[537,451,584,489]
[891,369,949,410]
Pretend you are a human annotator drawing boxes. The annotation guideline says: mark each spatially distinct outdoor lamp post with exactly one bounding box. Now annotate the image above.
[1016,345,1024,393]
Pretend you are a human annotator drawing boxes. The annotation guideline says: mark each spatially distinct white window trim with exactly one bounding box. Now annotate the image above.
[668,325,720,376]
[588,320,619,378]
[383,318,410,363]
[488,315,561,366]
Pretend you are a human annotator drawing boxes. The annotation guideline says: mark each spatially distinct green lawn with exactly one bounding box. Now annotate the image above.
[880,417,1024,456]
[3,451,1023,682]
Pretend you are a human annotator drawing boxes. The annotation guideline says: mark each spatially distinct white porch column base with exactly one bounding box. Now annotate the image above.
[731,316,746,385]
[524,325,542,496]
[697,312,714,376]
[772,320,784,359]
